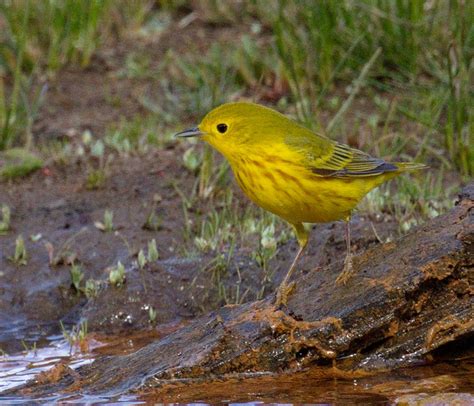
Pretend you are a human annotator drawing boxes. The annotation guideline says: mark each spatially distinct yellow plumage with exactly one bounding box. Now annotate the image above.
[177,102,426,305]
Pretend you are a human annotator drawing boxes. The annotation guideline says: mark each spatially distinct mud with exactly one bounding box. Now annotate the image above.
[0,151,191,352]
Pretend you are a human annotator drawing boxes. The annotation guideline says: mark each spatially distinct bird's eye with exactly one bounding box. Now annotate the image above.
[216,123,228,134]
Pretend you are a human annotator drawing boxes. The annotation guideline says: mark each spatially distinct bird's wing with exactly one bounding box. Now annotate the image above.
[284,133,397,178]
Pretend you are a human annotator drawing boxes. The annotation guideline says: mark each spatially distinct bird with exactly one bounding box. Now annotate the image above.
[176,102,426,306]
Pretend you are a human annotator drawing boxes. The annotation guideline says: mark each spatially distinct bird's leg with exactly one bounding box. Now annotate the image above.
[275,223,308,307]
[275,244,305,306]
[336,219,354,285]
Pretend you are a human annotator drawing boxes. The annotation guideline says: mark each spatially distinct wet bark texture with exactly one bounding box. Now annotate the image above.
[12,184,474,398]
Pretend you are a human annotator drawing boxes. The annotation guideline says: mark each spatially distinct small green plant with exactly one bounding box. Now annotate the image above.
[9,234,27,265]
[201,247,250,306]
[90,138,105,157]
[207,253,230,304]
[148,306,157,325]
[253,223,280,276]
[147,239,159,262]
[137,249,147,269]
[84,278,100,299]
[143,211,162,231]
[60,319,89,353]
[21,340,37,355]
[197,147,230,200]
[85,169,108,190]
[69,263,84,294]
[45,227,85,266]
[3,1,112,74]
[143,194,163,231]
[95,209,114,232]
[362,173,457,230]
[104,210,114,232]
[0,204,11,235]
[83,135,112,190]
[182,146,201,172]
[109,261,126,287]
[194,205,235,253]
[30,233,42,242]
[117,52,152,79]
[104,115,163,155]
[168,42,239,117]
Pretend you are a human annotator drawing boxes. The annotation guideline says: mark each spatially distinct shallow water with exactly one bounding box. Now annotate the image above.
[0,334,94,393]
[136,358,474,404]
[1,332,473,404]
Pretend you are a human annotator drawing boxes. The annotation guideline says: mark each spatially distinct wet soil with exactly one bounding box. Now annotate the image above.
[0,151,191,351]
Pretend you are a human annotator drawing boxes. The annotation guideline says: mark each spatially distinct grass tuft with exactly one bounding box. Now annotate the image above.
[0,148,42,179]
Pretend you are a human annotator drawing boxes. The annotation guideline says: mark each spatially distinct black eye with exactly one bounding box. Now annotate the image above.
[217,123,228,133]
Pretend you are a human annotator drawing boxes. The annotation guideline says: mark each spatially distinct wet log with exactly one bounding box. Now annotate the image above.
[7,184,474,398]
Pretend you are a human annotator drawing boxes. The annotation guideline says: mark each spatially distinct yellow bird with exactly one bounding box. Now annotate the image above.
[177,102,426,305]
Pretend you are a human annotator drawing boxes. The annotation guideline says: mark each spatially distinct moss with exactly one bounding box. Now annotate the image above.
[0,148,43,180]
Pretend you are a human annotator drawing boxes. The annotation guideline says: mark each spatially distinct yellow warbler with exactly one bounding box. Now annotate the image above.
[177,102,426,305]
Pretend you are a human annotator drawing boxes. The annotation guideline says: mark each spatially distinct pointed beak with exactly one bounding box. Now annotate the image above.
[175,127,203,138]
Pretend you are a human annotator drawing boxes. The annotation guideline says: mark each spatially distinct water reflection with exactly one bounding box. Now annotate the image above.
[0,334,94,392]
[1,333,472,405]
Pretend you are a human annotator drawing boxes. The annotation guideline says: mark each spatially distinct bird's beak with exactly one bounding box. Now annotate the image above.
[175,127,203,138]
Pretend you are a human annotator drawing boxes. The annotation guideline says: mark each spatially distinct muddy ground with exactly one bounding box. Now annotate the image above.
[0,20,240,350]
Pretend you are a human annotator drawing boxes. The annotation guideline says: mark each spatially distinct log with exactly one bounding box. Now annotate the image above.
[6,184,474,399]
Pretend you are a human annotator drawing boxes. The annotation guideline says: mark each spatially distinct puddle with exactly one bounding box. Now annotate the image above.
[1,332,473,404]
[0,327,170,391]
[0,334,95,393]
[0,330,162,403]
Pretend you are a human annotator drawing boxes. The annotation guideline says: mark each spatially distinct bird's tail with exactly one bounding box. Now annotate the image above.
[393,162,428,172]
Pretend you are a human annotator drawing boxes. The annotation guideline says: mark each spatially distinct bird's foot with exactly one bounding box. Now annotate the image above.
[335,254,353,285]
[275,281,296,308]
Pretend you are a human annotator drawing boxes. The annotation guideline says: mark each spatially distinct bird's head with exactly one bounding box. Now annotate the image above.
[175,102,296,159]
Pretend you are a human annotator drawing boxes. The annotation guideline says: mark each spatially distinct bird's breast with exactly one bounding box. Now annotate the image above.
[230,154,360,224]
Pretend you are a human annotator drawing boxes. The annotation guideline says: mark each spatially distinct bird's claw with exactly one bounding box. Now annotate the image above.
[335,254,353,285]
[275,281,296,308]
